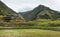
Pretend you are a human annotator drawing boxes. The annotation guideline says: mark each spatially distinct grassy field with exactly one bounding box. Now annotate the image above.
[0,19,60,37]
[0,29,60,37]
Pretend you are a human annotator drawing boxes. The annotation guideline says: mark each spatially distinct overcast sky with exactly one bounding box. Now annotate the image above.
[1,0,60,12]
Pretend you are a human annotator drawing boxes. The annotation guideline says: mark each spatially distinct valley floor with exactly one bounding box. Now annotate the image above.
[0,29,60,37]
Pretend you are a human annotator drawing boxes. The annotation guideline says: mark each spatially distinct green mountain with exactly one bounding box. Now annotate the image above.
[19,5,60,21]
[0,1,16,16]
[0,1,25,22]
[1,0,60,21]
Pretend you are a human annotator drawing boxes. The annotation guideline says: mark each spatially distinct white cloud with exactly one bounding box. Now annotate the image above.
[1,0,60,12]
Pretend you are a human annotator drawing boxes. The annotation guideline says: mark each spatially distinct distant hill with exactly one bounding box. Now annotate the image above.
[19,5,60,21]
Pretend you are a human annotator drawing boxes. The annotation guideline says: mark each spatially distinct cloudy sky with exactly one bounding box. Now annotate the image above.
[1,0,60,12]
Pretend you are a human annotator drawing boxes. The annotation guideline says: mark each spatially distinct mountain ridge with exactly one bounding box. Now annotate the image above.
[19,5,60,21]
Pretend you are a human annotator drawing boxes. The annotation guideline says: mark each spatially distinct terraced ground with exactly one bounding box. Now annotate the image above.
[0,29,60,37]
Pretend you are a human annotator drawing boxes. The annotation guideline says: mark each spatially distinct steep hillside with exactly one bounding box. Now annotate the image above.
[0,1,16,16]
[0,1,25,22]
[19,5,60,21]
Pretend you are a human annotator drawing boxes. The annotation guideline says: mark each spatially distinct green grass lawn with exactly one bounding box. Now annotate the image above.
[0,29,60,37]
